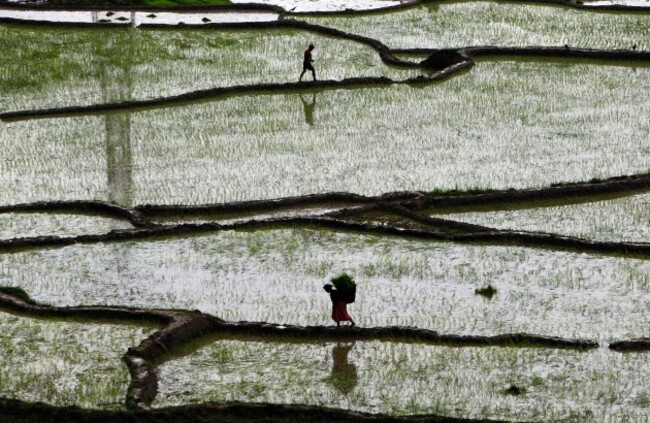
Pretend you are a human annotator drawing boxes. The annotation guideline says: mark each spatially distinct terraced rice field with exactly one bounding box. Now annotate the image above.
[304,1,650,50]
[1,0,649,421]
[3,60,650,205]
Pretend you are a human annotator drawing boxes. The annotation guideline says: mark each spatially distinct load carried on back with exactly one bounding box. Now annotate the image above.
[330,273,356,304]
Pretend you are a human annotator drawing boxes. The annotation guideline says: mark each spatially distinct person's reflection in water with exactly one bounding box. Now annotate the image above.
[328,343,358,394]
[300,93,316,127]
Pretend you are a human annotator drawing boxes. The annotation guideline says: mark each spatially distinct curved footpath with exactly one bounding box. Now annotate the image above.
[0,287,598,411]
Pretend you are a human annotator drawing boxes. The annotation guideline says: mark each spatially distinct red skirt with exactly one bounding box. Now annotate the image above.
[332,300,352,322]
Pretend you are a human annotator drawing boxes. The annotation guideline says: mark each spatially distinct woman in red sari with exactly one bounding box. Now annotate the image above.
[323,284,356,327]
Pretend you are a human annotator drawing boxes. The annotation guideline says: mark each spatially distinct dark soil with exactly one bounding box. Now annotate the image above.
[0,398,511,423]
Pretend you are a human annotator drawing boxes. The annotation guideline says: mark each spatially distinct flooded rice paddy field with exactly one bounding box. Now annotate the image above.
[0,25,416,111]
[305,1,650,50]
[0,212,132,239]
[2,60,649,205]
[1,1,650,420]
[0,312,153,408]
[2,229,650,343]
[439,192,650,243]
[157,339,650,420]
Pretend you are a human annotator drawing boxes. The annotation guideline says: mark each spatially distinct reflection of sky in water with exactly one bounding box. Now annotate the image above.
[157,340,650,420]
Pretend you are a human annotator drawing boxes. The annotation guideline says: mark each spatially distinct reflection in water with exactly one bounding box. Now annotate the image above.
[99,35,134,207]
[300,93,316,127]
[328,343,358,394]
[105,109,133,207]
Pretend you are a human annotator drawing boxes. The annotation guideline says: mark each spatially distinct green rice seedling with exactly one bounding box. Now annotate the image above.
[5,229,650,343]
[474,284,497,299]
[0,312,153,408]
[330,272,356,301]
[157,340,650,420]
[6,59,646,207]
[504,384,525,396]
[0,25,417,111]
[305,3,650,50]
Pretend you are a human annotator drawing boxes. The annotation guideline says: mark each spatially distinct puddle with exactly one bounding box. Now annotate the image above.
[3,60,649,205]
[0,25,416,112]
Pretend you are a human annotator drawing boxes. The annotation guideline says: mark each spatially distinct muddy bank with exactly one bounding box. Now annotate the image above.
[2,173,647,224]
[411,173,650,212]
[0,200,154,228]
[0,62,469,121]
[393,46,650,61]
[136,191,420,217]
[0,398,511,422]
[0,288,218,409]
[462,46,650,61]
[609,338,650,352]
[214,321,598,349]
[2,211,650,258]
[0,287,600,411]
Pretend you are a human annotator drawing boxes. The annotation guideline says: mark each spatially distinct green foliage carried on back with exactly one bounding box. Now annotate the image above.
[330,273,356,292]
[330,273,357,304]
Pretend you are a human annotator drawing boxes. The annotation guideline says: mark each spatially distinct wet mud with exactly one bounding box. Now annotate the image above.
[609,338,650,352]
[0,398,511,423]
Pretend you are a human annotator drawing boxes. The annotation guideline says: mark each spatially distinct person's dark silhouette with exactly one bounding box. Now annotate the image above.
[328,343,358,394]
[300,93,316,126]
[323,284,356,327]
[299,44,316,81]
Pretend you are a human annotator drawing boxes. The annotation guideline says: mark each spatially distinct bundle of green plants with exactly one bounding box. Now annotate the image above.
[474,284,497,299]
[330,273,356,303]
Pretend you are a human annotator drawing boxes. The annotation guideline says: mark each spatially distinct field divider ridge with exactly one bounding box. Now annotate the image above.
[0,287,600,413]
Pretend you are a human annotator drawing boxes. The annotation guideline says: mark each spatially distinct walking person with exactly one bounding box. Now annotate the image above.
[323,283,356,327]
[299,44,316,81]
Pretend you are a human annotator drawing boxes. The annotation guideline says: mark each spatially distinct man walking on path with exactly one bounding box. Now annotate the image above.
[300,44,316,81]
